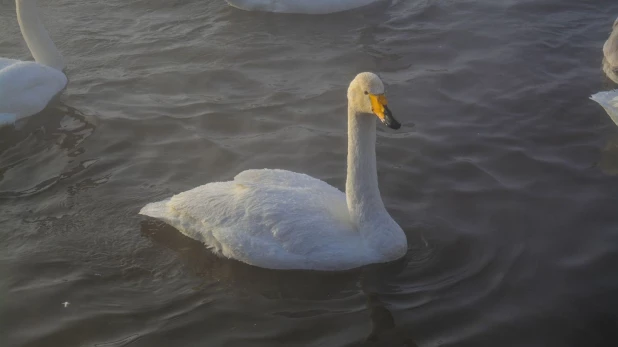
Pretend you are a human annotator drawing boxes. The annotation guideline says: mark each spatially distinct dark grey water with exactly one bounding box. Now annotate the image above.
[2,0,618,346]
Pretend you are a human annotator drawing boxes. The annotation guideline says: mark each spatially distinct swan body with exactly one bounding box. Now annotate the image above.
[140,72,408,271]
[591,90,618,125]
[226,0,382,14]
[603,17,618,83]
[0,0,67,125]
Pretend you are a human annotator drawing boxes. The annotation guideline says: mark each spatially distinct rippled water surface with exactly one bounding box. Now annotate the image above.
[2,0,618,346]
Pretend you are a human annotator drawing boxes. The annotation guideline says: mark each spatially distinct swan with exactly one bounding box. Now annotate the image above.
[140,72,408,271]
[591,90,618,125]
[226,0,382,14]
[0,0,68,126]
[603,16,618,83]
[591,17,618,124]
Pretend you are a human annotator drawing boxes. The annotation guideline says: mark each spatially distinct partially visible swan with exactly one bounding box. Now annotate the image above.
[603,16,618,83]
[0,0,68,126]
[226,0,382,14]
[140,72,408,271]
[591,90,618,125]
[591,17,618,124]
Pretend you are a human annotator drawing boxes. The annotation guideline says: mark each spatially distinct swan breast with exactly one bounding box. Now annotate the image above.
[0,61,67,118]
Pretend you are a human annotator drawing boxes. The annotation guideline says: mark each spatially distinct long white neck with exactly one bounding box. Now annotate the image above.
[345,106,389,229]
[17,0,65,71]
[344,105,406,258]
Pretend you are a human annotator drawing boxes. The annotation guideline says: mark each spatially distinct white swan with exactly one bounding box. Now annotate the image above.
[140,72,408,271]
[226,0,382,14]
[591,90,618,125]
[603,16,618,83]
[592,17,618,124]
[0,0,68,126]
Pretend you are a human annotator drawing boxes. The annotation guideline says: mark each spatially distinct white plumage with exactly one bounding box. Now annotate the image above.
[604,17,618,68]
[140,73,408,271]
[0,0,67,126]
[226,0,382,14]
[592,18,618,123]
[591,90,618,125]
[602,16,618,83]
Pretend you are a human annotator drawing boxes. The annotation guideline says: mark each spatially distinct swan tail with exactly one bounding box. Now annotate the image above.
[591,90,618,125]
[0,114,17,127]
[139,198,172,220]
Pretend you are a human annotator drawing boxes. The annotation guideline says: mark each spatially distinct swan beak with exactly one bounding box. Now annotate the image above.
[370,94,401,130]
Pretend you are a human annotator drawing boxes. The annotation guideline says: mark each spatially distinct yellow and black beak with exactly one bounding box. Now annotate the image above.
[369,94,401,130]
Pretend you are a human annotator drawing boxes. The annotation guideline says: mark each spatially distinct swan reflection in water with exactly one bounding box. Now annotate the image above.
[359,293,419,347]
[598,135,618,176]
[0,102,97,199]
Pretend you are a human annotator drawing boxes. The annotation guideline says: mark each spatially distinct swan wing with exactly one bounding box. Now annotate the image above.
[0,61,67,118]
[140,170,359,270]
[226,0,381,14]
[591,90,618,125]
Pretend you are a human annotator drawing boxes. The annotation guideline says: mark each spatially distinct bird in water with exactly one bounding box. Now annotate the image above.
[591,16,618,124]
[140,72,408,271]
[0,0,68,127]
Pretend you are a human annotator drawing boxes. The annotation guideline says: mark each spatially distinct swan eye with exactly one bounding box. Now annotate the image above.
[364,91,369,95]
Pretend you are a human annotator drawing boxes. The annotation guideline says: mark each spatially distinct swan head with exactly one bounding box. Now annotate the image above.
[348,72,401,130]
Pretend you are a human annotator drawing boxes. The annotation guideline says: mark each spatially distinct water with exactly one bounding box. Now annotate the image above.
[2,0,618,346]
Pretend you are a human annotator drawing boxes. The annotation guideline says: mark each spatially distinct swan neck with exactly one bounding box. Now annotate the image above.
[17,0,65,71]
[345,106,387,227]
